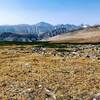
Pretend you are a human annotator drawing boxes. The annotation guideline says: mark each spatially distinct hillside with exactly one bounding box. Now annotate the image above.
[47,25,100,43]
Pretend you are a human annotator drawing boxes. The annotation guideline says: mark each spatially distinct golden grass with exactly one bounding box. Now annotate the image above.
[0,45,100,100]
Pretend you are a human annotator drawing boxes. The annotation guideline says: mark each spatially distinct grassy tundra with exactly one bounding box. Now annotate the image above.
[0,42,100,100]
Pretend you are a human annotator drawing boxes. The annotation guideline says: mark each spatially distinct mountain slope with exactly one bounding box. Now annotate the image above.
[39,24,80,40]
[47,25,100,43]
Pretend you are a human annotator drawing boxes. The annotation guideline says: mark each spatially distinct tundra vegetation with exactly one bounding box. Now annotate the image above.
[0,42,100,100]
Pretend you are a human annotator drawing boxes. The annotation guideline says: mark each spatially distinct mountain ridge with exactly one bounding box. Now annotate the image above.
[0,22,80,42]
[0,22,79,34]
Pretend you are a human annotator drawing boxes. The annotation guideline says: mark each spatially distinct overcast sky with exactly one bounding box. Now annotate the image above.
[0,0,100,25]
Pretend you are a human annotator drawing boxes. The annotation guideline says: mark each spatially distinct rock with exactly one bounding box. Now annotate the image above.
[92,93,100,100]
[22,63,32,68]
[44,88,56,100]
[23,88,36,100]
[85,54,97,59]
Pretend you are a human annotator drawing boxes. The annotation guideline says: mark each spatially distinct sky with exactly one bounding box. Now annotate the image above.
[0,0,100,25]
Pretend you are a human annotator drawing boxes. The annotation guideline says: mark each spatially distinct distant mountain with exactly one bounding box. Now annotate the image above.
[0,22,81,42]
[0,22,79,35]
[0,22,54,35]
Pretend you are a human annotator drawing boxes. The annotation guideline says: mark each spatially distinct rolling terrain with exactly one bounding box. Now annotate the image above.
[47,25,100,43]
